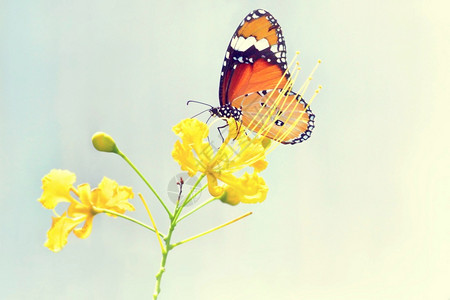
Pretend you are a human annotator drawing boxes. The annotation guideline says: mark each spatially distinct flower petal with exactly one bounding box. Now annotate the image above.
[95,177,134,214]
[173,119,209,145]
[206,173,224,197]
[38,170,76,209]
[73,214,94,239]
[220,173,268,205]
[44,213,84,252]
[172,140,200,176]
[250,159,268,172]
[77,183,93,206]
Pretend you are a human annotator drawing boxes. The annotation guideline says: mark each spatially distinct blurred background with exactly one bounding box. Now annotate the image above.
[1,0,449,299]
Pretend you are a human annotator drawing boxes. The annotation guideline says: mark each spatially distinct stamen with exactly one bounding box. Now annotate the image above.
[138,193,164,252]
[245,55,322,150]
[70,187,79,197]
[255,64,303,138]
[246,51,300,131]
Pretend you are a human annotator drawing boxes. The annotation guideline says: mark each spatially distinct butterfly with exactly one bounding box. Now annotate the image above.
[210,9,315,145]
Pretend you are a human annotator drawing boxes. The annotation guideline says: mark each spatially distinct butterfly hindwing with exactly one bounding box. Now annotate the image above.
[230,89,315,144]
[219,9,290,106]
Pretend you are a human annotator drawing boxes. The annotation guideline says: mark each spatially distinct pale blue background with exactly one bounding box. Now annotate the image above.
[1,0,449,299]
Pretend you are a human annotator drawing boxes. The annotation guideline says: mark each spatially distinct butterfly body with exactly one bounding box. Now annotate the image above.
[211,9,315,145]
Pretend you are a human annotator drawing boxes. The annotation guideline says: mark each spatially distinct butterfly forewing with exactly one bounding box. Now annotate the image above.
[219,9,290,106]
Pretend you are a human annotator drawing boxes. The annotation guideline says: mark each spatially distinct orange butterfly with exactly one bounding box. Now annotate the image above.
[211,9,315,144]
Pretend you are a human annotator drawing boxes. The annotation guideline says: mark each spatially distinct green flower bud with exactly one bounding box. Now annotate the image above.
[92,132,119,154]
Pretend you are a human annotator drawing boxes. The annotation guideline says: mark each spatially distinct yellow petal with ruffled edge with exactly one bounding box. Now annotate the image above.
[172,140,201,176]
[38,169,76,209]
[44,213,84,252]
[96,177,134,214]
[220,173,268,205]
[173,118,209,146]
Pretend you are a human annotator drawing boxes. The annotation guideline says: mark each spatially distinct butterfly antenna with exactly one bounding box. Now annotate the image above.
[187,100,215,119]
[190,108,211,119]
[186,100,213,108]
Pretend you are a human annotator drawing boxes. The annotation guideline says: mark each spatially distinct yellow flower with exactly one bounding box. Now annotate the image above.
[38,169,134,252]
[171,119,269,205]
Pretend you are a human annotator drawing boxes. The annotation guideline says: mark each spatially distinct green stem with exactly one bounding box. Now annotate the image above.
[117,150,172,218]
[153,222,176,300]
[100,208,165,238]
[176,197,218,224]
[181,174,205,206]
[181,184,208,210]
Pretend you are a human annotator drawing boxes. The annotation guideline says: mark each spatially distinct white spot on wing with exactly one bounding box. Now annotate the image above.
[254,38,269,51]
[235,36,256,52]
[230,36,238,49]
[258,9,266,14]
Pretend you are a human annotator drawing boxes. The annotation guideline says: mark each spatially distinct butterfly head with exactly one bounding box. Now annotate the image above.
[210,104,242,121]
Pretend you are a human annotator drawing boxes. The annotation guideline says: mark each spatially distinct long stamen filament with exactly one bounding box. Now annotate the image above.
[247,57,322,147]
[246,52,300,132]
[138,193,165,252]
[172,212,252,247]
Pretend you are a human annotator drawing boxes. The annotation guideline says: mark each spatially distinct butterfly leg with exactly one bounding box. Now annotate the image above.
[216,123,228,143]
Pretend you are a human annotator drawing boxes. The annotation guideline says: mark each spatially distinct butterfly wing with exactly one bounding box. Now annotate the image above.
[219,9,290,106]
[231,89,315,144]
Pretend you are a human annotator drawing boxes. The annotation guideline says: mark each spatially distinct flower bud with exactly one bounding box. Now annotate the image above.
[92,132,119,153]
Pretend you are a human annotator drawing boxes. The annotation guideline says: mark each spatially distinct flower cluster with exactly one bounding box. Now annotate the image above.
[38,169,134,252]
[172,118,270,205]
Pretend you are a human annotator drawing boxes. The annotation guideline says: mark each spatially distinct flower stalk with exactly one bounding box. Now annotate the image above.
[117,150,173,218]
[153,219,176,299]
[39,116,270,298]
[101,208,164,238]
